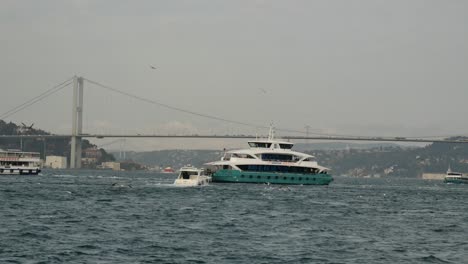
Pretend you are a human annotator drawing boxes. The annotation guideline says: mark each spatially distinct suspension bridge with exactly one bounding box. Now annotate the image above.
[1,76,467,169]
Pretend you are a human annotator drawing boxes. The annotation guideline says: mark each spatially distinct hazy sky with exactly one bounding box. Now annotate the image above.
[1,0,467,150]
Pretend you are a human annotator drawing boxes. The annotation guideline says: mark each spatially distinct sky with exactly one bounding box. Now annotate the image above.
[1,0,467,150]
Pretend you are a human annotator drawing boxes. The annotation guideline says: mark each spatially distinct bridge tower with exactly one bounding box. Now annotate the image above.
[70,76,84,169]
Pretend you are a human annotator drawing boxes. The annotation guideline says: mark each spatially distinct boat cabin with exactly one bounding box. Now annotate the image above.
[180,169,200,179]
[174,166,211,186]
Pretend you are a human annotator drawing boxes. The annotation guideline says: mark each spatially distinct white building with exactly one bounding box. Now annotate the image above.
[45,156,68,169]
[421,173,445,180]
[100,161,121,171]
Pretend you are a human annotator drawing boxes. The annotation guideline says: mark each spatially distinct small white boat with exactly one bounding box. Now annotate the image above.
[174,166,211,186]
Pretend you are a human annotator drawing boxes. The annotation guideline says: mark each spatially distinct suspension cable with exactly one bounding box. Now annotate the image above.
[84,78,382,137]
[84,78,271,130]
[0,77,74,120]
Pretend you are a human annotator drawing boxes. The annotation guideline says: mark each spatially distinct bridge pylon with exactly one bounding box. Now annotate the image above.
[70,76,84,169]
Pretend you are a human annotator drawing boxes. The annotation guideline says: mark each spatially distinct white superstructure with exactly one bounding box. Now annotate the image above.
[206,127,330,175]
[444,166,468,184]
[0,149,42,175]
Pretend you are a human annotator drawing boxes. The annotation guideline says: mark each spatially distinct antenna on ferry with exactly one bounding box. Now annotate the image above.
[268,123,275,140]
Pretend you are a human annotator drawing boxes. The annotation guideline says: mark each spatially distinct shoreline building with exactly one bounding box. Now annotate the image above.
[45,156,68,169]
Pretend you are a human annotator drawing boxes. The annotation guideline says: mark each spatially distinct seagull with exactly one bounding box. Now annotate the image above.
[150,65,157,69]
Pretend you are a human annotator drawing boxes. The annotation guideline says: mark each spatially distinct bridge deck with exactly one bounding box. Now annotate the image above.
[0,134,467,144]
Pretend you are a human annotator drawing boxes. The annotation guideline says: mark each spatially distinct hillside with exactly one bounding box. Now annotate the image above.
[8,116,463,177]
[0,120,115,165]
[120,139,468,177]
[308,139,468,177]
[118,149,224,169]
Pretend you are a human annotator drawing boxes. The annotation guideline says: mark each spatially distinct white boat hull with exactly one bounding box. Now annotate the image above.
[174,176,211,186]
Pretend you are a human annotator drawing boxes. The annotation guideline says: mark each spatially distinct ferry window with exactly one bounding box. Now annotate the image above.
[238,164,316,174]
[279,144,293,149]
[248,142,271,148]
[233,153,255,159]
[247,165,257,171]
[261,154,293,161]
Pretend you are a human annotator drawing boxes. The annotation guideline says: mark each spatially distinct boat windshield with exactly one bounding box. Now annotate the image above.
[231,153,256,159]
[248,142,272,148]
[279,144,293,149]
[181,171,198,179]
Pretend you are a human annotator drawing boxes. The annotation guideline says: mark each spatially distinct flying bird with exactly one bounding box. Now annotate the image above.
[259,88,267,94]
[150,65,157,69]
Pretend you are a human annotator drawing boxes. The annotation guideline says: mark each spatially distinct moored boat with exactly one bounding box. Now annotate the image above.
[205,127,333,185]
[0,149,42,175]
[174,166,211,186]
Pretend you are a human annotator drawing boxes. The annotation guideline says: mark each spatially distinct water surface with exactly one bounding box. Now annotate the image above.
[1,170,467,263]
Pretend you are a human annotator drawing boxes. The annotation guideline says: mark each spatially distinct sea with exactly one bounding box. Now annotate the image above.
[1,170,467,264]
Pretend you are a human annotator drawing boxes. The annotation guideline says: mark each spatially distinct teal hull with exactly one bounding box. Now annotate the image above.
[212,169,333,185]
[444,178,468,184]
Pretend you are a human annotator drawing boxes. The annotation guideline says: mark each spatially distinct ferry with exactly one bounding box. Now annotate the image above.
[444,167,468,184]
[174,166,211,186]
[0,149,42,175]
[205,127,333,185]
